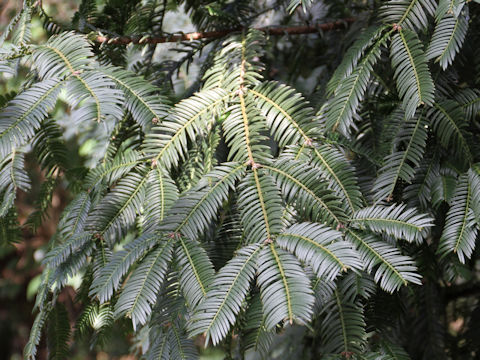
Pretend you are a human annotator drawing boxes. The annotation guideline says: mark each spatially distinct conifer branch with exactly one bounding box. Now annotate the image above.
[94,18,356,45]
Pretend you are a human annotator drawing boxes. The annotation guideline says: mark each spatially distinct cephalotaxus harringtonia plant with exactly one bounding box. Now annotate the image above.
[0,0,479,358]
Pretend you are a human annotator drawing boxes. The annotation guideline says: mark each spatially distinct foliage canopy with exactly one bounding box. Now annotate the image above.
[1,0,480,359]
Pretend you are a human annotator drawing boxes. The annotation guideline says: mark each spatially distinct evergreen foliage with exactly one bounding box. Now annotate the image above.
[0,0,479,358]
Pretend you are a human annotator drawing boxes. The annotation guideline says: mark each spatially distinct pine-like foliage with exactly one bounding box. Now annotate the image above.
[0,0,479,359]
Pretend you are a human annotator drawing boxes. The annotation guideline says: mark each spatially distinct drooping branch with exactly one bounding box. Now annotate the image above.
[95,18,356,45]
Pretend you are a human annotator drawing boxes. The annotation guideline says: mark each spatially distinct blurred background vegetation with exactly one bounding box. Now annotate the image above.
[0,2,95,358]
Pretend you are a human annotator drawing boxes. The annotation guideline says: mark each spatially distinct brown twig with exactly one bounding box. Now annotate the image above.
[95,18,356,45]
